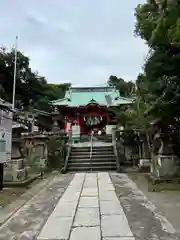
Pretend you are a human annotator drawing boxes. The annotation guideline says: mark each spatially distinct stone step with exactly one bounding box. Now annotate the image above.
[70,150,114,155]
[70,152,114,156]
[69,159,116,164]
[67,165,117,172]
[71,147,113,152]
[69,158,116,163]
[68,161,116,167]
[69,154,115,159]
[67,145,116,172]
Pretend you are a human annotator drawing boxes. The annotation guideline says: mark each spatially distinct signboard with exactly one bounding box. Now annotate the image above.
[72,125,80,140]
[0,109,12,163]
[106,125,115,135]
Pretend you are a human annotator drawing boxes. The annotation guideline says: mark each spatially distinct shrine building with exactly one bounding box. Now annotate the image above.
[51,87,133,135]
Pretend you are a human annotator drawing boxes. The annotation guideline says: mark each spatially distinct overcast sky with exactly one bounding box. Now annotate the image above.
[0,0,147,86]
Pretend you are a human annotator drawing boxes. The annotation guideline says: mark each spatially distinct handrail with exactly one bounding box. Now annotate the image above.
[112,129,121,173]
[90,131,93,171]
[62,132,72,173]
[62,144,71,173]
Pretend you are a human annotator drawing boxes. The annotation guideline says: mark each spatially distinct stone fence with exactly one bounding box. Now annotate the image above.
[4,132,68,183]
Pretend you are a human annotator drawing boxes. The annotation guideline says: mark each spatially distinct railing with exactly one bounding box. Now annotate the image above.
[90,131,94,171]
[62,144,71,173]
[62,132,72,173]
[112,129,121,172]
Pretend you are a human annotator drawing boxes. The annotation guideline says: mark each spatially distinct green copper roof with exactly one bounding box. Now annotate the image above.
[51,87,133,107]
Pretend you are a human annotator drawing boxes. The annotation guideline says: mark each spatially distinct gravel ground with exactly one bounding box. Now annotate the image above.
[110,173,180,240]
[129,173,180,235]
[0,173,73,240]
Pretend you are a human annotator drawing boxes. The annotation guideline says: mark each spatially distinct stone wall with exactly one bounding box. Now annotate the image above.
[4,131,68,182]
[4,158,28,181]
[4,137,28,182]
[22,132,68,171]
[151,155,180,178]
[26,140,47,171]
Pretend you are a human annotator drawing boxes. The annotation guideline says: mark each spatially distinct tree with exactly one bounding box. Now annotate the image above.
[34,83,70,112]
[0,47,70,111]
[108,75,135,97]
[134,0,180,121]
[134,0,180,158]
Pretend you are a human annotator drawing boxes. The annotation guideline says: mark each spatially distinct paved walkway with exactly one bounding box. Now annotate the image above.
[0,172,179,239]
[38,173,134,240]
[0,174,73,240]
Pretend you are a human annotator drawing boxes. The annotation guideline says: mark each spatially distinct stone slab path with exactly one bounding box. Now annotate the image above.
[38,172,135,240]
[0,174,73,240]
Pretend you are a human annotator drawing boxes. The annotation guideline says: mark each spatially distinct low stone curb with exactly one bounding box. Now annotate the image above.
[3,174,41,188]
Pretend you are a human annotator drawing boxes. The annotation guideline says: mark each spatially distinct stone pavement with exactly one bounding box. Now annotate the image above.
[38,172,135,240]
[0,172,179,240]
[0,173,73,240]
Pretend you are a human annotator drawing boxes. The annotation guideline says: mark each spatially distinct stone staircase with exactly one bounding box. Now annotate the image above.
[67,145,117,172]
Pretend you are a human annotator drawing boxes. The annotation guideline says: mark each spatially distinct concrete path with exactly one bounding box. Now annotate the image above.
[38,172,134,240]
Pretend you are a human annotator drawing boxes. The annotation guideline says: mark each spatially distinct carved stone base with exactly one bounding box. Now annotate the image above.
[151,155,180,178]
[12,159,24,170]
[139,159,150,167]
[4,159,28,182]
[138,159,150,171]
[4,168,28,182]
[39,158,46,167]
[3,169,13,181]
[12,168,28,181]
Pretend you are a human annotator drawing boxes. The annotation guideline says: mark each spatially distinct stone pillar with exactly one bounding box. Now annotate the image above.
[51,106,60,132]
[4,139,28,182]
[150,132,180,178]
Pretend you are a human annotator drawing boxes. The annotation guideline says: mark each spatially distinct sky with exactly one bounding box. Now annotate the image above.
[0,0,148,86]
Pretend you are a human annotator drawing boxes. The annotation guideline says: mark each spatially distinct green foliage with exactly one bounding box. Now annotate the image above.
[135,0,160,44]
[113,96,151,132]
[47,137,66,169]
[108,75,135,97]
[0,47,70,111]
[134,0,180,128]
[133,0,180,159]
[108,73,151,132]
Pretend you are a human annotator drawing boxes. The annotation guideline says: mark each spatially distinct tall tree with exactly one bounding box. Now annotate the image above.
[0,47,70,111]
[108,75,135,97]
[135,0,180,120]
[134,0,180,157]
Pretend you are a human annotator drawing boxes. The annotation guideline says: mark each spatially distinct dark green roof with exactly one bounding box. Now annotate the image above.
[51,87,133,107]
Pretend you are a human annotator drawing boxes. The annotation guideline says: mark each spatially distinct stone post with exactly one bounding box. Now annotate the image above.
[51,106,60,132]
[150,125,180,179]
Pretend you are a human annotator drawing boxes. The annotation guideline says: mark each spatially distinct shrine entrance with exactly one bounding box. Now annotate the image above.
[50,86,133,141]
[82,102,107,136]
